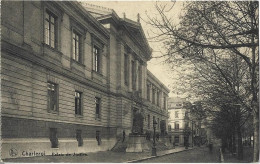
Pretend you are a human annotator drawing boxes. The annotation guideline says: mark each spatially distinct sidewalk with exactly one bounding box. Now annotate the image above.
[3,146,193,163]
[222,146,253,163]
[127,147,193,163]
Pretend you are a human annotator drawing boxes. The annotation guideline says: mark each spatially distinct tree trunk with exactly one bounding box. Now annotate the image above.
[250,2,259,162]
[232,133,236,155]
[237,128,243,160]
[253,111,259,162]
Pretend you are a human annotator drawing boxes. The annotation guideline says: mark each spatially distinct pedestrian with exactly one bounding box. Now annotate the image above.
[122,130,125,142]
[156,133,159,141]
[209,142,213,153]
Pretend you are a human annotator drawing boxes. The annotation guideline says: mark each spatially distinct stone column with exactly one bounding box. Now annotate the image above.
[135,59,139,91]
[129,54,133,92]
[117,42,124,90]
[159,90,163,109]
[154,88,157,105]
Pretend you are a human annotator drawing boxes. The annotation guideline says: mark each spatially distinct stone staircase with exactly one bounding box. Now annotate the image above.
[152,140,173,151]
[111,138,128,152]
[111,137,173,152]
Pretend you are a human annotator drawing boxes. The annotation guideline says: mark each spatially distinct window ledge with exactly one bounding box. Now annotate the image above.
[43,43,62,55]
[71,59,86,67]
[75,114,83,118]
[92,70,103,76]
[95,117,101,121]
[48,110,59,114]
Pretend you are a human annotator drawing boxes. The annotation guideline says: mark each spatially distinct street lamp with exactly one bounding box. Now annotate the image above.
[152,119,157,156]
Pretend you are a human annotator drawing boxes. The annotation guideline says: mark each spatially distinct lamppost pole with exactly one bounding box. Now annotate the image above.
[192,121,194,147]
[152,120,157,156]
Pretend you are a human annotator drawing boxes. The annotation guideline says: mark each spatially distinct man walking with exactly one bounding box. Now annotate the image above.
[122,130,125,142]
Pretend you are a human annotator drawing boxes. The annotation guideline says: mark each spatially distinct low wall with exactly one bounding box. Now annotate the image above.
[2,138,117,159]
[1,116,117,159]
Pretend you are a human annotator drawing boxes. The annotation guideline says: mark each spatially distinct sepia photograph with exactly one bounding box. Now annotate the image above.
[1,0,259,163]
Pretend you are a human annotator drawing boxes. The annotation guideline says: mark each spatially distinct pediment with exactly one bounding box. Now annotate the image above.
[121,20,152,59]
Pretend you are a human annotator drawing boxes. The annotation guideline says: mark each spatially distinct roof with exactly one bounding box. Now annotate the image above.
[168,97,186,103]
[80,2,152,60]
[147,70,170,93]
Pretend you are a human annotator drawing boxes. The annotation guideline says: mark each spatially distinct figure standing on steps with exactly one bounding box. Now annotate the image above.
[122,130,125,142]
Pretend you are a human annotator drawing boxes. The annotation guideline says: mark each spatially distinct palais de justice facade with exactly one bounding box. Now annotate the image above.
[1,1,169,159]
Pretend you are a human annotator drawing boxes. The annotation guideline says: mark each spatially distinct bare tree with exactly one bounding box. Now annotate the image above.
[147,1,259,161]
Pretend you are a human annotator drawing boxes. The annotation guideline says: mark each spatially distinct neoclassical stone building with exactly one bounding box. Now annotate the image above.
[1,1,169,159]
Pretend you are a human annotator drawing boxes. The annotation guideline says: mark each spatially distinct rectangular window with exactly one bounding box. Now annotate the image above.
[45,11,56,48]
[124,54,128,85]
[185,122,189,129]
[96,131,101,145]
[147,84,150,101]
[50,128,58,148]
[72,31,81,63]
[93,46,101,73]
[152,88,156,104]
[175,136,179,143]
[157,118,160,129]
[47,82,58,112]
[131,60,135,90]
[75,91,82,115]
[175,122,179,129]
[76,130,83,147]
[95,97,101,119]
[147,114,150,129]
[175,111,179,118]
[168,125,172,131]
[185,111,188,118]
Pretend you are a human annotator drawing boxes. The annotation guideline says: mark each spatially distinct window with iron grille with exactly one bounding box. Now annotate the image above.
[96,131,101,145]
[50,128,58,148]
[75,91,82,115]
[47,82,58,112]
[95,97,101,119]
[76,130,83,146]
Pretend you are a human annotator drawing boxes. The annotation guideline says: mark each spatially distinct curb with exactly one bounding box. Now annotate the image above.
[127,148,194,163]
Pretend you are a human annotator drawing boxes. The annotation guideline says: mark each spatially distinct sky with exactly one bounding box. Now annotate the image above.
[86,1,185,97]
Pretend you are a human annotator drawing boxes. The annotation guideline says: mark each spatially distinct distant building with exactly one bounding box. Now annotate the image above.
[1,1,169,159]
[168,97,210,147]
[168,97,189,146]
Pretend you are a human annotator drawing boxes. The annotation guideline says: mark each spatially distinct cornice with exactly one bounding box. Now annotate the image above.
[55,1,110,41]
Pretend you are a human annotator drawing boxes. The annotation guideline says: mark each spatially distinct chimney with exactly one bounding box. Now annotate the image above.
[137,13,140,23]
[123,12,126,19]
